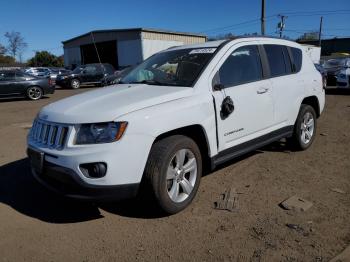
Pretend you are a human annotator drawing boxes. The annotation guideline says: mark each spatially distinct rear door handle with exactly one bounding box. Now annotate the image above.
[257,87,269,94]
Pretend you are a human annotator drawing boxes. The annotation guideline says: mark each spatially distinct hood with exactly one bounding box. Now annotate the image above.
[39,84,193,123]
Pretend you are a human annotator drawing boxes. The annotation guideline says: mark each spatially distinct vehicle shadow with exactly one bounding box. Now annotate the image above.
[0,158,103,224]
[0,96,49,103]
[1,141,292,222]
[325,88,350,95]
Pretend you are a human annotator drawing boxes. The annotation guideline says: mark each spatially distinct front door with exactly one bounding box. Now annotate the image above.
[0,71,17,95]
[211,43,275,152]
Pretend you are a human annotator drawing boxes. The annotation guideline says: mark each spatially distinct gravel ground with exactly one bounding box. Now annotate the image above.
[0,87,349,261]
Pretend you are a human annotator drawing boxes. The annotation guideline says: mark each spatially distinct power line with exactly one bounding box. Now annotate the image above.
[200,9,350,35]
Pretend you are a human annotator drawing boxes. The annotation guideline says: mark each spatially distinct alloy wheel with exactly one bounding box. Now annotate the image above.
[27,87,42,100]
[166,149,197,203]
[300,112,315,144]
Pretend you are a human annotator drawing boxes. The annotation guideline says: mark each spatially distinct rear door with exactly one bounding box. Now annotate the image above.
[263,44,303,126]
[83,65,99,82]
[211,43,275,152]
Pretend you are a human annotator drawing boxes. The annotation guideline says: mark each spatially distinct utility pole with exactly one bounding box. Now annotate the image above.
[278,15,287,38]
[318,16,323,47]
[261,0,265,35]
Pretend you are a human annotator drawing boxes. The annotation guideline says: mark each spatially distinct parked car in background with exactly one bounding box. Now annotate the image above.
[48,68,72,84]
[55,63,115,89]
[323,58,347,86]
[102,66,134,86]
[337,58,350,88]
[24,67,51,77]
[314,63,327,88]
[27,37,325,214]
[0,70,55,100]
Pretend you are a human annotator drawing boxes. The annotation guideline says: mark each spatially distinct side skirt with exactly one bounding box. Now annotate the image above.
[211,126,294,169]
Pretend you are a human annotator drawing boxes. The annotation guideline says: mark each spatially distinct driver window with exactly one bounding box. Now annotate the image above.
[218,45,263,88]
[84,66,96,74]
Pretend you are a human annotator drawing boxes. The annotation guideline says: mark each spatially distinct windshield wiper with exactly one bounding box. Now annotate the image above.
[129,80,166,85]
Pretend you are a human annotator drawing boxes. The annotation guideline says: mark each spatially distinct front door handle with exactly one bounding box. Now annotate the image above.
[257,87,269,94]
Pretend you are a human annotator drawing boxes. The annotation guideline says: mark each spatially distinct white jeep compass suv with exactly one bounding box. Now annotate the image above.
[27,37,325,214]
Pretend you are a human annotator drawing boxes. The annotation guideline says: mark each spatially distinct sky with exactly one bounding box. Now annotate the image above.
[0,0,349,61]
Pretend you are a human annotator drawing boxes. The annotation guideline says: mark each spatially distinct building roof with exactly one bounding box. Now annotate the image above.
[62,28,207,44]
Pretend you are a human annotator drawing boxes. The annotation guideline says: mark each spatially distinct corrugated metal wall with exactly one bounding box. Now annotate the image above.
[141,31,206,44]
[63,29,207,68]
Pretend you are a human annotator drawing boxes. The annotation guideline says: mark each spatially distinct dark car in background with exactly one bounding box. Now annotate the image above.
[56,63,115,89]
[323,58,347,86]
[314,64,327,88]
[48,68,72,84]
[0,70,55,100]
[102,66,134,86]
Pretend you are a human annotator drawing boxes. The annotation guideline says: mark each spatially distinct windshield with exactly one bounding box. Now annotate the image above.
[121,48,216,87]
[72,67,83,74]
[324,59,345,69]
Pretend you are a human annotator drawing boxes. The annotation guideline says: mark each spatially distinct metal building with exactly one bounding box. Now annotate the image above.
[62,28,207,69]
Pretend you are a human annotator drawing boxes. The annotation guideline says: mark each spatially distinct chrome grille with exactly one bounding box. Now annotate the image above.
[29,119,69,149]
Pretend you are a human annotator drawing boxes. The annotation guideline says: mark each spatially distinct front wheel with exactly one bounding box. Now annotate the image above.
[289,104,317,150]
[27,86,43,100]
[70,79,80,89]
[144,135,202,214]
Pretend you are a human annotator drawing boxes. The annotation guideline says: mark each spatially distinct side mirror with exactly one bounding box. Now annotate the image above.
[213,83,224,91]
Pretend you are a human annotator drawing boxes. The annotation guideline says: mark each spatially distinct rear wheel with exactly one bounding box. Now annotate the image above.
[27,86,43,100]
[70,79,80,89]
[144,135,202,214]
[289,104,317,150]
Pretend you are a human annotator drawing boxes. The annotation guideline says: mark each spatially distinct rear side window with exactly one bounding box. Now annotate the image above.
[218,45,263,87]
[0,71,16,81]
[264,45,290,77]
[290,47,302,72]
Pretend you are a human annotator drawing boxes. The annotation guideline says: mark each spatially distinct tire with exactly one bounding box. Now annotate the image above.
[26,86,43,100]
[289,104,317,150]
[70,79,80,89]
[144,135,202,214]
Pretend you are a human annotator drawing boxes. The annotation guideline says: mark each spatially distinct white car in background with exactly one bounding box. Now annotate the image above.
[337,58,350,88]
[24,67,51,77]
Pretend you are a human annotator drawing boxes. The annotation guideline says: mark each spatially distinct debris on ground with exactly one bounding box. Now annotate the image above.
[330,188,346,194]
[214,187,238,212]
[320,133,328,136]
[280,195,313,212]
[329,245,350,262]
[286,223,304,233]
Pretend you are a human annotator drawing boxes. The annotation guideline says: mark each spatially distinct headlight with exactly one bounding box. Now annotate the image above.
[75,122,128,144]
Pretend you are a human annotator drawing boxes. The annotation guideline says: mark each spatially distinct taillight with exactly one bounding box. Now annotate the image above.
[48,78,53,86]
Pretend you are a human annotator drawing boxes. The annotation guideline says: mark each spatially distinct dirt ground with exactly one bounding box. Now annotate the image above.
[0,87,349,262]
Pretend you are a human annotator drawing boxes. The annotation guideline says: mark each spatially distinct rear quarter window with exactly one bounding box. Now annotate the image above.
[290,47,302,73]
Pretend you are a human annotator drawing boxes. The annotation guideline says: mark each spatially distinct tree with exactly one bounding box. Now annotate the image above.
[0,55,15,64]
[208,32,236,41]
[4,31,28,61]
[0,43,6,55]
[27,51,64,67]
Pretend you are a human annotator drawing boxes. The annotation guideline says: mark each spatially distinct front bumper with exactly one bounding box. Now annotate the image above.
[30,158,139,201]
[55,78,71,87]
[337,78,349,88]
